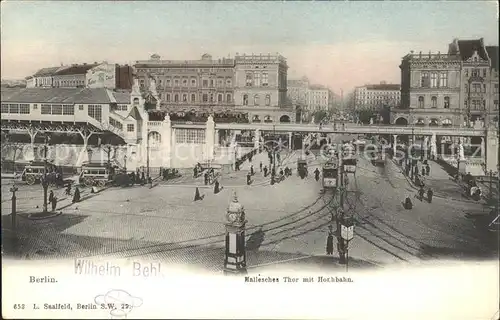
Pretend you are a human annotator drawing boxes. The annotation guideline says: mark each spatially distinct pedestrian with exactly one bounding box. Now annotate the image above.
[141,172,146,185]
[259,161,263,172]
[248,153,253,163]
[418,186,425,201]
[148,176,153,189]
[326,233,334,255]
[214,179,221,194]
[426,163,430,176]
[404,195,413,210]
[250,165,254,176]
[51,196,57,212]
[204,172,209,185]
[421,166,425,176]
[194,187,203,201]
[49,190,54,204]
[193,166,198,178]
[263,166,268,177]
[72,187,81,203]
[277,153,281,164]
[427,188,433,203]
[314,168,320,182]
[246,172,252,185]
[65,183,72,196]
[235,161,240,171]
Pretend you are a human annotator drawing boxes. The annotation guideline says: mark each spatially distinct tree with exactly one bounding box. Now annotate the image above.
[313,110,328,124]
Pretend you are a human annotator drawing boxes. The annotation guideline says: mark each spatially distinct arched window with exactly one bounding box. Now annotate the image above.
[191,94,196,102]
[418,96,424,108]
[254,94,260,106]
[416,118,425,126]
[133,98,139,106]
[431,96,437,108]
[174,94,179,102]
[218,94,223,102]
[243,94,248,105]
[265,94,271,106]
[166,93,171,102]
[429,119,439,127]
[442,119,452,127]
[148,131,161,149]
[444,96,450,109]
[226,94,231,103]
[183,94,187,102]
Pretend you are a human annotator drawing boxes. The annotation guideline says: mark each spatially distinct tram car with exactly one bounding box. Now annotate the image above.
[297,158,308,178]
[21,160,62,186]
[322,160,338,189]
[79,161,115,187]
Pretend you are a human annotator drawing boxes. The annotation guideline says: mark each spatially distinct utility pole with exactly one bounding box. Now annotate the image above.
[146,130,150,179]
[271,125,276,185]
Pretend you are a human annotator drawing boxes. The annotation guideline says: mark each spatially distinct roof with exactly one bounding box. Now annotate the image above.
[1,88,115,104]
[486,46,499,71]
[365,84,400,91]
[32,67,61,77]
[126,106,143,120]
[54,64,98,76]
[112,91,131,104]
[457,39,488,61]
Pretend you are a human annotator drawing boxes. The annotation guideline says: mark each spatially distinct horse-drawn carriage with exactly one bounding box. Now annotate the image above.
[79,161,115,187]
[21,160,63,186]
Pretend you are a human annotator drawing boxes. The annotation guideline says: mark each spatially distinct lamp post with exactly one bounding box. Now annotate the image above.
[42,138,49,214]
[146,130,150,179]
[340,216,355,272]
[270,125,277,185]
[124,154,128,172]
[10,183,18,233]
[223,191,247,275]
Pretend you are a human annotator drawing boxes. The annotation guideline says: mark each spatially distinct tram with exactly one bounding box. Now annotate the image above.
[322,160,338,189]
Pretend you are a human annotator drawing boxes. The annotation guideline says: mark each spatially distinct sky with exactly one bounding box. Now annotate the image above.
[1,1,498,93]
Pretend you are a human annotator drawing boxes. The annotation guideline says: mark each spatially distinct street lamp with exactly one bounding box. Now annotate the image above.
[42,138,49,214]
[124,154,128,172]
[270,125,277,185]
[146,130,150,178]
[340,216,355,272]
[10,182,18,233]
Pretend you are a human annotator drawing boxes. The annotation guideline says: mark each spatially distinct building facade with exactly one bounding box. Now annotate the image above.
[307,85,330,112]
[287,77,333,115]
[354,82,401,110]
[135,53,295,123]
[392,38,499,128]
[26,63,133,90]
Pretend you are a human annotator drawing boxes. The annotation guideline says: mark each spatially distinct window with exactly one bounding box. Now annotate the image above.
[19,104,30,114]
[431,96,437,108]
[217,79,223,87]
[218,94,223,102]
[174,79,179,87]
[439,73,448,87]
[203,80,208,88]
[166,79,171,87]
[203,94,208,102]
[430,73,438,88]
[174,94,179,102]
[175,129,206,144]
[210,80,214,87]
[51,105,62,115]
[1,104,8,113]
[483,84,486,93]
[495,84,499,93]
[472,69,479,77]
[262,73,268,86]
[254,94,260,106]
[483,69,487,77]
[133,98,139,106]
[109,118,123,130]
[183,94,187,102]
[226,79,232,87]
[254,72,261,86]
[226,94,231,103]
[472,83,481,92]
[418,96,424,108]
[41,104,51,114]
[127,124,134,132]
[246,73,253,86]
[421,72,429,87]
[210,94,214,102]
[63,105,74,115]
[243,94,248,105]
[33,104,38,109]
[265,94,271,106]
[88,105,102,122]
[79,105,84,111]
[166,93,171,102]
[140,79,145,88]
[465,69,469,77]
[444,96,450,109]
[182,79,188,87]
[191,94,196,102]
[191,79,196,87]
[494,100,499,110]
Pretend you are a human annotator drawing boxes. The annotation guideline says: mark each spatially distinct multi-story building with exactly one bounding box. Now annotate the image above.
[287,77,310,106]
[354,82,401,110]
[134,53,235,114]
[392,38,498,128]
[135,53,295,123]
[233,53,292,123]
[26,63,133,90]
[287,77,333,114]
[308,85,330,112]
